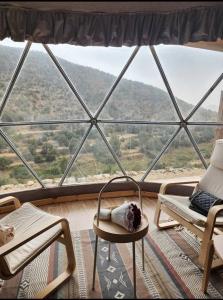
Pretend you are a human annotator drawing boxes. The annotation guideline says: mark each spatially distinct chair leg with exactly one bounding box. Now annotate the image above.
[154,199,162,228]
[199,225,215,269]
[132,241,136,299]
[92,235,98,290]
[62,219,76,273]
[142,238,145,271]
[201,240,214,293]
[36,220,75,299]
[108,241,111,261]
[154,199,178,230]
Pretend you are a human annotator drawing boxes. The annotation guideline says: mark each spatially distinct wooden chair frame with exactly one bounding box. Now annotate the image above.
[202,234,223,293]
[154,180,223,270]
[0,196,75,298]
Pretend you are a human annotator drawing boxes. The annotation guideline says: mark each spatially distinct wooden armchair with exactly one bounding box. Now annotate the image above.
[0,196,75,298]
[154,139,223,270]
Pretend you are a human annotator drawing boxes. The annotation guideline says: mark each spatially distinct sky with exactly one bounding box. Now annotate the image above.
[1,38,223,112]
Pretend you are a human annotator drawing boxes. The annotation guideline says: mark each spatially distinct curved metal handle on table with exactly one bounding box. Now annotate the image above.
[96,175,142,226]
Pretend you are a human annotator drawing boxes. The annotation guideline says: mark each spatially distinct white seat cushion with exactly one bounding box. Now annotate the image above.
[159,194,223,227]
[0,203,62,274]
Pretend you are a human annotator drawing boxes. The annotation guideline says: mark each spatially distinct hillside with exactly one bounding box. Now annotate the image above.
[0,45,218,187]
[0,45,217,122]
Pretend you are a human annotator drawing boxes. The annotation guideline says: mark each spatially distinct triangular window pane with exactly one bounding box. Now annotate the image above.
[49,44,133,115]
[100,46,178,121]
[155,45,223,119]
[144,129,206,182]
[100,124,177,180]
[189,125,218,163]
[0,39,26,103]
[0,133,40,192]
[63,127,124,185]
[190,82,223,122]
[1,44,89,122]
[3,123,89,187]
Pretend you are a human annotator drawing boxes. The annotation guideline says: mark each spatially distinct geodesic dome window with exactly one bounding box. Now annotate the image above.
[0,38,223,194]
[0,2,223,195]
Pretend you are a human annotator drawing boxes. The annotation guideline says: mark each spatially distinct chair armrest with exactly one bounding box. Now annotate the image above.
[159,180,199,195]
[0,196,21,209]
[0,217,68,257]
[206,204,223,227]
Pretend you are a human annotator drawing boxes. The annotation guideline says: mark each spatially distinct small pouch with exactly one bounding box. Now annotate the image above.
[189,190,223,217]
[0,224,15,246]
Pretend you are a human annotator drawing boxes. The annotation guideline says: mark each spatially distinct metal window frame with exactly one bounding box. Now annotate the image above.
[0,128,45,187]
[94,46,140,119]
[0,41,32,118]
[0,41,222,188]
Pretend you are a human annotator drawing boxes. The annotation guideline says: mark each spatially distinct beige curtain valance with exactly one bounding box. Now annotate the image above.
[0,3,222,46]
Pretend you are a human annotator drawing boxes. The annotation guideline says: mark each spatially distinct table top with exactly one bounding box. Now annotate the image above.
[93,213,149,243]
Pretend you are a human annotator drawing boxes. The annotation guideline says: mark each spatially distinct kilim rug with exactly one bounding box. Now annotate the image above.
[1,227,223,299]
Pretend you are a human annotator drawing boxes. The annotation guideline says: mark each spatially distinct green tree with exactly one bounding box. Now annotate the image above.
[28,139,38,156]
[10,165,30,182]
[40,143,57,162]
[68,137,79,153]
[0,157,12,170]
[92,141,114,164]
[34,154,44,164]
[0,139,6,152]
[58,156,68,172]
[110,134,121,156]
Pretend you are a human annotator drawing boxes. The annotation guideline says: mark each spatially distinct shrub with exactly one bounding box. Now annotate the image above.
[92,142,114,164]
[40,165,61,177]
[34,154,44,164]
[40,143,57,162]
[0,139,6,152]
[0,157,12,170]
[10,165,30,182]
[58,157,68,172]
[0,177,9,186]
[110,134,121,156]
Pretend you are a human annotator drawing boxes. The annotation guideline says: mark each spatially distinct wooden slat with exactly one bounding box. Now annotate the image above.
[0,190,158,214]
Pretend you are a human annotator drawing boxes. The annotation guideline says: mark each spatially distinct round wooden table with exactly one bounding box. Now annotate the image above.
[91,175,149,299]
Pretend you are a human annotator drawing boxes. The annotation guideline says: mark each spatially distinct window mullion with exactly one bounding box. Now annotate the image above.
[183,126,208,169]
[0,128,45,187]
[59,124,93,186]
[95,123,127,176]
[0,41,32,118]
[149,46,184,122]
[141,126,182,182]
[185,73,223,122]
[94,46,140,119]
[43,44,93,120]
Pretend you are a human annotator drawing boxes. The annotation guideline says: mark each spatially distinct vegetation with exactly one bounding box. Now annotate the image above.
[0,45,219,187]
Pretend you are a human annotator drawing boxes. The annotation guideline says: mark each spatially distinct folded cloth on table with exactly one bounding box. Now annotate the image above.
[97,208,112,220]
[0,224,15,246]
[111,202,141,232]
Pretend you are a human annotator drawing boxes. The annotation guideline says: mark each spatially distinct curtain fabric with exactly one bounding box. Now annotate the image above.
[0,5,222,46]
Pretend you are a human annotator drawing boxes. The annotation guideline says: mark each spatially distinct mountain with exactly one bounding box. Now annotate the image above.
[0,45,217,122]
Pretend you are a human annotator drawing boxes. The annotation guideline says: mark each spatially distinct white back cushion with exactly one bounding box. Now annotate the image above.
[210,139,223,170]
[198,139,223,199]
[199,165,223,199]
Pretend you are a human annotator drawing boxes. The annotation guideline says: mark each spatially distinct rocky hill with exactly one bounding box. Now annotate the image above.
[0,45,217,122]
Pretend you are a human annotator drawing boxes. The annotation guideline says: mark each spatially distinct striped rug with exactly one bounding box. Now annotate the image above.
[1,227,223,299]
